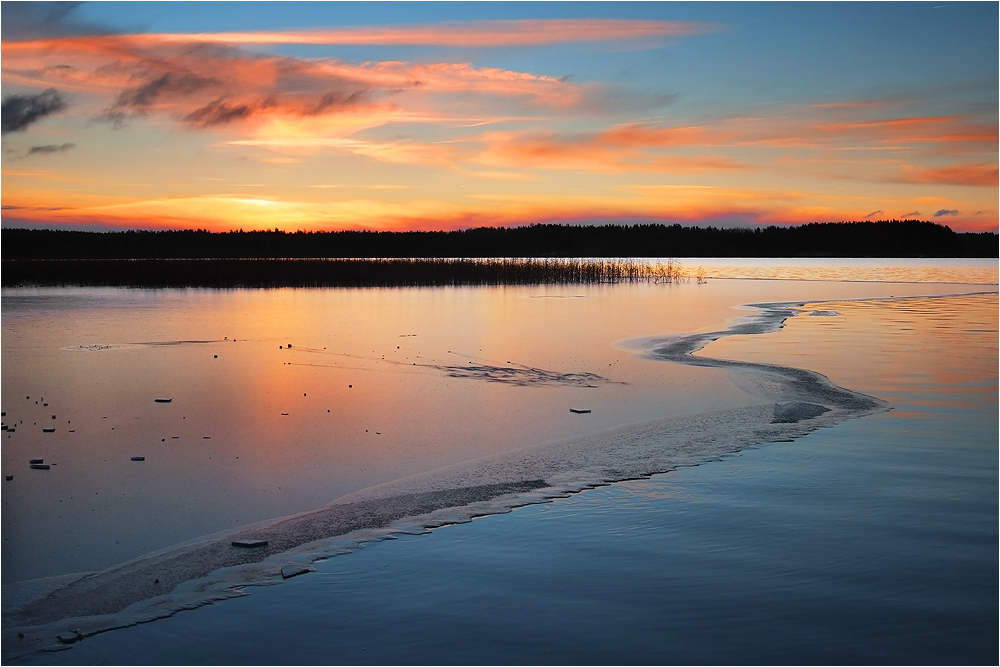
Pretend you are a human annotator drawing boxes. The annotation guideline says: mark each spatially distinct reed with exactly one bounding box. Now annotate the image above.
[2,257,696,288]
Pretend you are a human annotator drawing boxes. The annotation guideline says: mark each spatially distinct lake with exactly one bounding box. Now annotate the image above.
[2,258,996,663]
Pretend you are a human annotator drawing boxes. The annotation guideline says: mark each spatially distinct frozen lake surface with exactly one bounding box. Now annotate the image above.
[2,259,996,663]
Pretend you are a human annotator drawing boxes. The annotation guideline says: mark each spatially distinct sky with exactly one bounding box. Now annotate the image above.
[1,1,997,233]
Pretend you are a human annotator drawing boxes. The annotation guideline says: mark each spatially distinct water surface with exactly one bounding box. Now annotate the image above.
[2,259,996,661]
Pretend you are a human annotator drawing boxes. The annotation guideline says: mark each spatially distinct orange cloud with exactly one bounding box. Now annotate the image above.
[598,123,719,148]
[471,124,743,172]
[689,109,997,159]
[2,31,587,137]
[810,115,998,148]
[0,19,704,123]
[900,164,999,188]
[139,19,717,48]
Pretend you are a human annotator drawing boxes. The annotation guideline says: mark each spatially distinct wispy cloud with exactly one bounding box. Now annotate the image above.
[184,98,267,127]
[100,72,217,125]
[1,203,65,211]
[471,123,742,172]
[899,163,997,187]
[808,115,998,154]
[143,19,718,48]
[934,209,959,217]
[27,142,76,156]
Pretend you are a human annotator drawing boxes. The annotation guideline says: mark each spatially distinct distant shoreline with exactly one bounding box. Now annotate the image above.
[3,221,995,288]
[2,221,996,261]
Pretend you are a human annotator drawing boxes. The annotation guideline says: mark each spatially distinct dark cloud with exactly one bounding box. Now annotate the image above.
[28,142,76,156]
[97,110,129,128]
[184,99,256,127]
[2,88,68,134]
[1,204,64,211]
[98,59,379,128]
[863,210,883,219]
[934,209,959,217]
[114,73,217,110]
[306,90,369,115]
[100,73,217,126]
[901,211,921,218]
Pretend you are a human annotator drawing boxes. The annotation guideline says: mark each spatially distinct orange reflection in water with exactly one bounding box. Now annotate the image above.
[704,292,999,410]
[2,281,993,582]
[656,258,999,285]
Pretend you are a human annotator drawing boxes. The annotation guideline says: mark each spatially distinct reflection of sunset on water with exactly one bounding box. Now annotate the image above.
[2,277,991,585]
[704,293,998,414]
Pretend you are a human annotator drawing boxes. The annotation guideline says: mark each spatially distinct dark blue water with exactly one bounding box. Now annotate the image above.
[17,294,998,665]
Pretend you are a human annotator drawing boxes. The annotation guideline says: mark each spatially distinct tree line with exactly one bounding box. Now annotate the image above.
[1,220,996,260]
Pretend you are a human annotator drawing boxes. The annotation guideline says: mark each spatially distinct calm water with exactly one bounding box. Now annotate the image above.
[653,257,998,284]
[2,259,997,663]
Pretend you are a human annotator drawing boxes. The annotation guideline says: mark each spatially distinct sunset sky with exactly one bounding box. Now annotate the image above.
[2,1,997,233]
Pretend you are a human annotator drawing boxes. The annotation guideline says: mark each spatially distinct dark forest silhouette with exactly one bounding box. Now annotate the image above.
[2,220,995,287]
[3,220,995,259]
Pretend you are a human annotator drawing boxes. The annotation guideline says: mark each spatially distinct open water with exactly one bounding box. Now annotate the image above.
[2,258,996,664]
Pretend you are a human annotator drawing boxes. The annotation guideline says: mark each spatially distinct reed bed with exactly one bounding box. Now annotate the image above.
[2,258,696,288]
